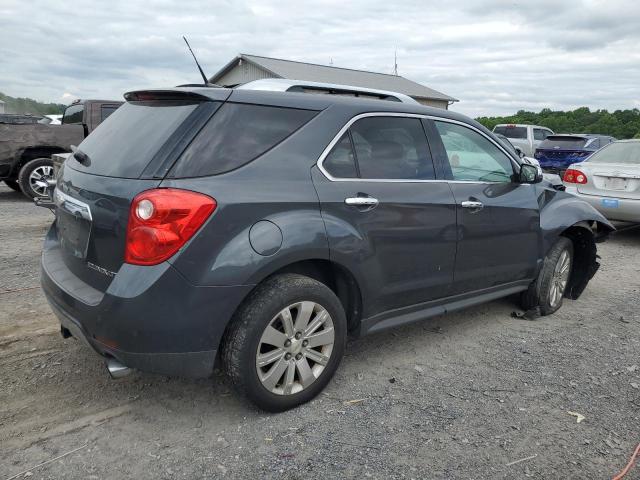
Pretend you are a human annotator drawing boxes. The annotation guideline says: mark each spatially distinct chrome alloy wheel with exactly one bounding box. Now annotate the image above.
[256,301,335,396]
[550,249,571,308]
[29,165,54,196]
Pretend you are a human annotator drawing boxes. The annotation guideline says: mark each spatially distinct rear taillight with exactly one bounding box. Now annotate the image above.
[125,188,216,266]
[563,168,588,184]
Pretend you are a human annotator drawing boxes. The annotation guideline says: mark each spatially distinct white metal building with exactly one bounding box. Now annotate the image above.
[210,54,458,109]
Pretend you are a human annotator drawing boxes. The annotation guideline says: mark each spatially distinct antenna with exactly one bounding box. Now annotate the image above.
[182,36,211,86]
[394,49,398,76]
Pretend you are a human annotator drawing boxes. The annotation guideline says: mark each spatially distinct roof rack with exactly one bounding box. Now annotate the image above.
[236,79,419,104]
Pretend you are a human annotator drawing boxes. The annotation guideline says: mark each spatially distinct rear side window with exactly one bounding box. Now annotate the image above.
[170,104,316,178]
[493,125,527,139]
[322,116,435,180]
[350,117,434,180]
[323,133,358,178]
[62,104,84,124]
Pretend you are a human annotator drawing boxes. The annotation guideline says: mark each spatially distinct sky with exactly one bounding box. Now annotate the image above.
[1,0,639,118]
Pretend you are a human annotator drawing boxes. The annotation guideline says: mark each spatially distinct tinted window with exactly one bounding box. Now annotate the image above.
[493,125,527,139]
[587,142,640,165]
[323,133,358,178]
[171,103,316,178]
[349,117,434,180]
[533,128,547,140]
[100,105,119,122]
[67,101,200,178]
[436,121,514,183]
[62,104,84,124]
[539,135,588,150]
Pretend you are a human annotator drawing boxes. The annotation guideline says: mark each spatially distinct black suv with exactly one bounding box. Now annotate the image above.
[41,86,613,411]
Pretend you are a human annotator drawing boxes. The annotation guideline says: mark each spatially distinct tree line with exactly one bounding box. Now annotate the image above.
[476,107,640,139]
[0,92,66,116]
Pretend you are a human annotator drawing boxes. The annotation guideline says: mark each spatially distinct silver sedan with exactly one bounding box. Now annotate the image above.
[563,140,640,222]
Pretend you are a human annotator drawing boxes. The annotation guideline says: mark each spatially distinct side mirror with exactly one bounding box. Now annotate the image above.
[519,163,542,184]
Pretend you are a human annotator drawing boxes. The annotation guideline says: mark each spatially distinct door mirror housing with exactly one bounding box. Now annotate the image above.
[519,163,542,184]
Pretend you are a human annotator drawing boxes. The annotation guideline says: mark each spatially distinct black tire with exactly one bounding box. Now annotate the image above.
[521,237,574,315]
[3,180,20,191]
[222,274,347,412]
[17,158,54,199]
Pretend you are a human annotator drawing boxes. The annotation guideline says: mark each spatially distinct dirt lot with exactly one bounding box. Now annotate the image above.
[1,183,639,480]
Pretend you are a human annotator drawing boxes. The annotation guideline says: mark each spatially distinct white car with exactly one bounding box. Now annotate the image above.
[493,124,554,157]
[563,140,640,222]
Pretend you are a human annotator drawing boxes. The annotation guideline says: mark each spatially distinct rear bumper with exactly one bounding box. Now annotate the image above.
[565,187,640,223]
[41,224,254,378]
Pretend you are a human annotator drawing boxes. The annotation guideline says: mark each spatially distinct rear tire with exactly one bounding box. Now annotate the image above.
[222,274,347,412]
[18,158,54,199]
[3,180,20,191]
[521,237,574,315]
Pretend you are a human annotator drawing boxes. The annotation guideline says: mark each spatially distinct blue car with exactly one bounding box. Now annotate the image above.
[535,134,615,174]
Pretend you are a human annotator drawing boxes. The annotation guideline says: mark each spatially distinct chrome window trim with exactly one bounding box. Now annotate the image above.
[316,112,520,184]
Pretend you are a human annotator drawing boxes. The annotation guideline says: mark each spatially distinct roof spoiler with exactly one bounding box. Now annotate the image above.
[123,90,214,102]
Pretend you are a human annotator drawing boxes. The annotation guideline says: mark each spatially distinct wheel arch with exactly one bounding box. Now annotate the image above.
[17,146,67,171]
[230,258,363,337]
[558,222,602,300]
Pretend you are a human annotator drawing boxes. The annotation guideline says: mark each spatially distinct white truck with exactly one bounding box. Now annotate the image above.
[492,124,554,157]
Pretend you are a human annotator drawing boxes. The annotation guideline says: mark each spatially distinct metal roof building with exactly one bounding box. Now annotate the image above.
[210,54,458,110]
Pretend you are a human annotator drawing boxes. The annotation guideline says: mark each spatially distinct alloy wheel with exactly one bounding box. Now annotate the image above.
[256,301,335,396]
[549,249,571,307]
[29,165,54,197]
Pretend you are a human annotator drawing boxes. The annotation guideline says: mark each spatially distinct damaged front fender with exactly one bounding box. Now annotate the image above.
[537,187,615,300]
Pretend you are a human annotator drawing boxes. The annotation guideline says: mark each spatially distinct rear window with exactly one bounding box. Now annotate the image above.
[67,101,200,178]
[539,135,588,150]
[493,125,527,139]
[587,142,640,165]
[169,103,316,178]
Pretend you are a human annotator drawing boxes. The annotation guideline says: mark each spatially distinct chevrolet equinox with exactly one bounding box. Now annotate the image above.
[41,85,613,411]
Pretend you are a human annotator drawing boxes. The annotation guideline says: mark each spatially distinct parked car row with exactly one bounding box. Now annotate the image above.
[492,124,637,223]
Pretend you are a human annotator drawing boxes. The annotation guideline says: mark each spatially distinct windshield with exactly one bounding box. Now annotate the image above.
[66,101,201,178]
[586,141,640,165]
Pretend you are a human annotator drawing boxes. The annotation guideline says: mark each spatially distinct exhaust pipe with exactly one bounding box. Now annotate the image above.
[106,358,132,379]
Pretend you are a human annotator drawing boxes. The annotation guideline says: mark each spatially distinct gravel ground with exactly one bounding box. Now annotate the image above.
[1,183,639,480]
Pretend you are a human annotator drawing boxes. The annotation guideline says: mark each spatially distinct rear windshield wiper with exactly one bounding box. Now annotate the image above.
[70,145,91,166]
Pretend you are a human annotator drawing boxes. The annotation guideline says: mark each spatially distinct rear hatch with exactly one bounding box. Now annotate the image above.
[574,141,640,199]
[53,89,230,292]
[535,135,594,169]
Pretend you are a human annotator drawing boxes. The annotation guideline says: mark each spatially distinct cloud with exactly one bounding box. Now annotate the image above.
[1,0,639,117]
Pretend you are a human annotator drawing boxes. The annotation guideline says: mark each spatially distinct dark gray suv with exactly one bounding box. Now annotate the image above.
[41,86,613,411]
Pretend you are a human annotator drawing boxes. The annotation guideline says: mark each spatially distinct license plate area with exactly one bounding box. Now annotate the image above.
[55,190,93,260]
[602,177,627,191]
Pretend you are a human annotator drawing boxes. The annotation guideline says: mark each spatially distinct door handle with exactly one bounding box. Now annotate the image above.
[345,196,379,207]
[461,200,483,210]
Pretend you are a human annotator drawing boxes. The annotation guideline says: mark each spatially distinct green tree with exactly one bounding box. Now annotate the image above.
[477,107,640,139]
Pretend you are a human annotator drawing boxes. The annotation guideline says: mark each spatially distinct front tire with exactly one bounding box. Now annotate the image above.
[3,180,20,191]
[18,158,54,199]
[521,237,574,315]
[222,274,347,412]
